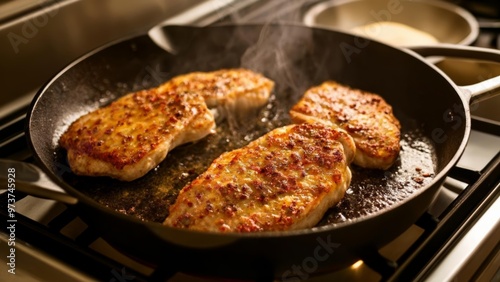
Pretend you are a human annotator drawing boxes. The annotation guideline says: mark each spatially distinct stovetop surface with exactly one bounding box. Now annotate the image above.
[1,0,499,281]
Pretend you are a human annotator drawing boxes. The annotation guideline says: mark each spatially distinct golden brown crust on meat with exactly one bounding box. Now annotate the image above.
[158,68,274,109]
[164,123,355,232]
[290,81,401,170]
[59,88,214,181]
[59,68,274,181]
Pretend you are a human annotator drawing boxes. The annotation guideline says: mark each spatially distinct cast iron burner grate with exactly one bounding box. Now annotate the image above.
[1,196,149,281]
[0,112,499,281]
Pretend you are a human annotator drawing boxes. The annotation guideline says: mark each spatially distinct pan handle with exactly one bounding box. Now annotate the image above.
[408,44,500,104]
[0,159,78,205]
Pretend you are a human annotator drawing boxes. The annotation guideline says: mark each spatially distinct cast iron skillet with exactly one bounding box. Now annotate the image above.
[2,24,500,279]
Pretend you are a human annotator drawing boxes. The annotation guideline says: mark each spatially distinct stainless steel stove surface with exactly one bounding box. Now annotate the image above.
[1,1,500,281]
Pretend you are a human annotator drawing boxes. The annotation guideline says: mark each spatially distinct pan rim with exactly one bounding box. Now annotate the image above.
[25,23,472,239]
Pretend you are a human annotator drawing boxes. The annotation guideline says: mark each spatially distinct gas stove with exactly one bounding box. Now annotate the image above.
[1,1,499,281]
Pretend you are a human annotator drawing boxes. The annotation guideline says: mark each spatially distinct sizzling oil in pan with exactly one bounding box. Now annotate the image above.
[57,88,436,226]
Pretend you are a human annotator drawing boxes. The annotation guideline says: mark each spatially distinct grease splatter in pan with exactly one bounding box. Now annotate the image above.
[56,88,436,225]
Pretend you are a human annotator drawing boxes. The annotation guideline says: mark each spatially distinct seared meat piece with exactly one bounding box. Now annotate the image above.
[59,88,214,181]
[59,68,274,181]
[158,68,274,116]
[290,81,401,170]
[164,123,355,232]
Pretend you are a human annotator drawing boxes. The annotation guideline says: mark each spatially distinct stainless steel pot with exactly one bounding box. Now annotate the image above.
[303,0,479,46]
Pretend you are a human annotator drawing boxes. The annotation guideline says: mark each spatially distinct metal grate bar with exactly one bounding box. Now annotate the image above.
[47,207,78,231]
[0,205,150,281]
[388,152,500,281]
[74,225,101,247]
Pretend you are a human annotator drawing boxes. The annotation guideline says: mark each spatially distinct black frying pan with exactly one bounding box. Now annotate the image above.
[2,24,500,279]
